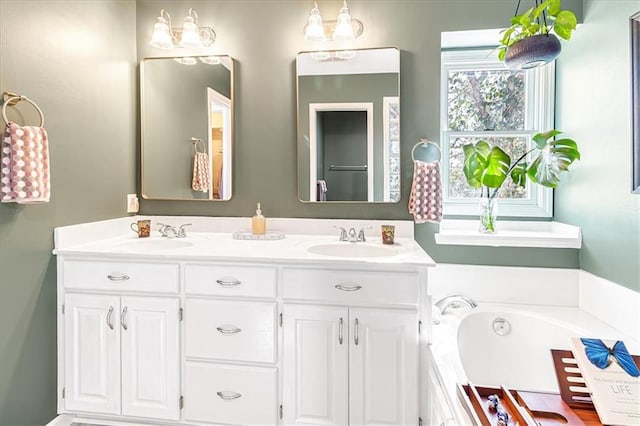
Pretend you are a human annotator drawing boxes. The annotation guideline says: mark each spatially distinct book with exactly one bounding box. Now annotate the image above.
[569,337,640,426]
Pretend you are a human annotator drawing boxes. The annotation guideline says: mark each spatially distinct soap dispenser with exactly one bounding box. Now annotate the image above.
[252,202,266,235]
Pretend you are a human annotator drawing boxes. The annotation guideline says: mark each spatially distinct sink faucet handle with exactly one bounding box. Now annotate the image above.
[357,227,367,242]
[333,226,348,241]
[178,223,192,238]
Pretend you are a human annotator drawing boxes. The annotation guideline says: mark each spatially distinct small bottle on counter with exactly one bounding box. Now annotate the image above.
[252,202,266,235]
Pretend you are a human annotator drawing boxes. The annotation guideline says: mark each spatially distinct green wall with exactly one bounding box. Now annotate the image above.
[556,0,640,292]
[136,0,582,269]
[0,1,137,424]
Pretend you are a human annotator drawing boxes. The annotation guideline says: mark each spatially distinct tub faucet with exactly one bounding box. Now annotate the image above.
[434,295,478,315]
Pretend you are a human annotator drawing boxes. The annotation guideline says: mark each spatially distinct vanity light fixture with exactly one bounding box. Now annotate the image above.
[303,0,363,42]
[150,8,216,50]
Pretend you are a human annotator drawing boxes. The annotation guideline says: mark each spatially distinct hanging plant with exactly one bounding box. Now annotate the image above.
[498,0,578,69]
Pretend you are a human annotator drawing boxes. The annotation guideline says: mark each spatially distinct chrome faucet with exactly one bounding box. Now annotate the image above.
[335,226,367,242]
[434,295,478,315]
[158,223,192,238]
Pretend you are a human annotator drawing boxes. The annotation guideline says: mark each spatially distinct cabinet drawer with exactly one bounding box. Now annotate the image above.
[185,362,277,426]
[63,260,178,294]
[282,268,418,307]
[186,299,277,363]
[185,263,277,298]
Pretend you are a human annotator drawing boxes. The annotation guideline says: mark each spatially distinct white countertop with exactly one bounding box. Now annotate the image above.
[53,216,436,268]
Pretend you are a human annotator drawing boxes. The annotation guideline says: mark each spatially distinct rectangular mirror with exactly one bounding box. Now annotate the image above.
[141,56,233,200]
[632,12,640,193]
[297,47,400,202]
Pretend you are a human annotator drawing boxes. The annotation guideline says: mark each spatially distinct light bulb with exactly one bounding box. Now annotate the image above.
[333,6,355,40]
[180,15,202,48]
[150,14,173,49]
[305,5,326,42]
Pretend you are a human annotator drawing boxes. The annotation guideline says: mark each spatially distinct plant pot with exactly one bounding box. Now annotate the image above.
[479,197,498,234]
[504,34,562,70]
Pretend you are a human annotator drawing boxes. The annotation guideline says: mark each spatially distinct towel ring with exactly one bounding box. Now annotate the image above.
[191,137,205,154]
[411,139,441,163]
[1,92,45,127]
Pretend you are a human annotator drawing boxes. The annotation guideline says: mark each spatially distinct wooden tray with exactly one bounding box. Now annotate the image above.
[459,383,529,426]
[459,383,603,426]
[551,348,640,410]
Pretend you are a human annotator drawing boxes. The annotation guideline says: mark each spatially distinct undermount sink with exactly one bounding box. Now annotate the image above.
[306,242,400,258]
[114,238,193,252]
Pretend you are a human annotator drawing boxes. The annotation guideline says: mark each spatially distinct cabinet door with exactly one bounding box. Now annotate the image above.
[64,293,120,415]
[282,304,349,426]
[349,308,418,426]
[121,296,180,420]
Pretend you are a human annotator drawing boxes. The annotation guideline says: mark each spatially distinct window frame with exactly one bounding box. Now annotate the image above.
[440,48,555,218]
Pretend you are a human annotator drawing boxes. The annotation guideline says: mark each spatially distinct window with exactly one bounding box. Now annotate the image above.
[441,48,555,217]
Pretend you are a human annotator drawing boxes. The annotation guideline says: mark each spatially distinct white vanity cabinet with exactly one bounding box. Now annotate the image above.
[282,267,421,426]
[59,259,181,422]
[53,220,435,426]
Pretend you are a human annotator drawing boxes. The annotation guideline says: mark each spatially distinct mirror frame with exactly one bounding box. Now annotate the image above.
[140,55,235,201]
[632,12,640,193]
[296,47,401,203]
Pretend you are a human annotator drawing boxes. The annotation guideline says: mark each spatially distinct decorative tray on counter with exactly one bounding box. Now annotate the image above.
[232,231,285,240]
[458,383,602,426]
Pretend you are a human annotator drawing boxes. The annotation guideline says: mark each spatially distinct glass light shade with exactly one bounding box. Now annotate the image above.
[310,51,331,61]
[199,56,221,65]
[174,57,197,65]
[333,7,355,40]
[150,17,174,49]
[180,16,202,48]
[336,49,356,59]
[305,7,326,41]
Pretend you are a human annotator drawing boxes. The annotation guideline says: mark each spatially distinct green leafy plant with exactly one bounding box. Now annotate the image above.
[498,0,578,61]
[463,129,580,194]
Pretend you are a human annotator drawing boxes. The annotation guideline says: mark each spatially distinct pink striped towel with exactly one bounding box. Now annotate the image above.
[1,121,50,203]
[408,159,442,223]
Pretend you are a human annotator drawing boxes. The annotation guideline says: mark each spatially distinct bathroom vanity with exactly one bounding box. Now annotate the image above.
[49,217,435,426]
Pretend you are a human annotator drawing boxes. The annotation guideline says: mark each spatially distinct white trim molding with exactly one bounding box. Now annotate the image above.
[308,102,374,202]
[434,220,581,248]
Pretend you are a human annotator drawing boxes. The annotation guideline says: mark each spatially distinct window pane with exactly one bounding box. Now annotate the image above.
[448,136,528,199]
[447,69,526,131]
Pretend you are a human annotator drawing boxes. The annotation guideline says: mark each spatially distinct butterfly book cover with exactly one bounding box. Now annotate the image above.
[569,337,640,426]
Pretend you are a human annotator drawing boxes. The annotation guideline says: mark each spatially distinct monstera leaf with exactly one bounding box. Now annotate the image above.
[528,131,581,187]
[463,142,511,189]
[462,130,580,194]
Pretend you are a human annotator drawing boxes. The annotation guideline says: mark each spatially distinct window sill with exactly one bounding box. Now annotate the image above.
[434,220,581,248]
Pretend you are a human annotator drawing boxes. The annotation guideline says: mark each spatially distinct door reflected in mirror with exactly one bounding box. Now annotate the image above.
[297,47,400,203]
[141,56,233,201]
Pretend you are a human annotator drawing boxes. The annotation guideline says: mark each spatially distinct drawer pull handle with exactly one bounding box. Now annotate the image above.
[339,317,344,344]
[354,318,359,346]
[121,306,128,330]
[216,278,242,287]
[106,306,114,330]
[217,391,242,400]
[216,325,242,335]
[335,283,362,292]
[107,273,130,282]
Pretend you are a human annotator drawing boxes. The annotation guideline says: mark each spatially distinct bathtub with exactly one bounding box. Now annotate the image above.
[427,302,640,425]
